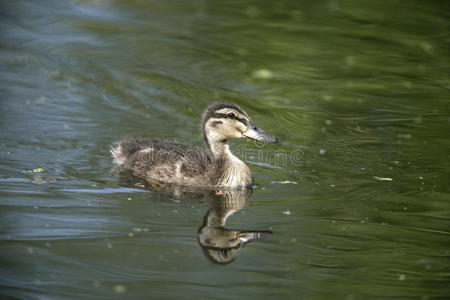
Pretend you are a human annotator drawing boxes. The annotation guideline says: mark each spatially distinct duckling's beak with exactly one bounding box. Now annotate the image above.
[242,122,278,143]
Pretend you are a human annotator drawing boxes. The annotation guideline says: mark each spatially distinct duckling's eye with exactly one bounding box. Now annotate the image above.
[227,112,236,119]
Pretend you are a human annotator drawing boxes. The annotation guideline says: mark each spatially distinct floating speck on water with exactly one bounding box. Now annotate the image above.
[44,242,51,248]
[320,149,326,155]
[271,180,297,184]
[27,248,34,254]
[281,180,297,184]
[113,285,126,293]
[33,176,48,184]
[238,61,247,70]
[397,133,412,139]
[325,119,333,125]
[402,81,413,88]
[6,152,11,155]
[290,238,297,243]
[344,55,356,66]
[50,70,61,79]
[413,116,422,123]
[330,184,335,187]
[128,233,134,237]
[127,197,132,201]
[322,94,333,101]
[35,96,46,103]
[374,176,393,181]
[283,210,291,215]
[245,6,260,18]
[133,227,142,232]
[252,69,273,79]
[33,168,44,173]
[399,274,406,281]
[106,243,113,249]
[45,223,50,228]
[419,176,423,180]
[420,41,433,54]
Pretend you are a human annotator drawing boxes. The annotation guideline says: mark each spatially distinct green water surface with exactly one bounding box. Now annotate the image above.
[0,0,449,299]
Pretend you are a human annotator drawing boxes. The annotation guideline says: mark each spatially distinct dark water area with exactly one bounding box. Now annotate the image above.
[0,0,449,299]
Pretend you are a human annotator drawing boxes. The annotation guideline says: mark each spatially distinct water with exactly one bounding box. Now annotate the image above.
[1,0,449,299]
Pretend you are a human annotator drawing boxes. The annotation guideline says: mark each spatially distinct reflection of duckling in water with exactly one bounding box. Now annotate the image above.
[198,189,272,265]
[115,172,272,265]
[111,102,277,188]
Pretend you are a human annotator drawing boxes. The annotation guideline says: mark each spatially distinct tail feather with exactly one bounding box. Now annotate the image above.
[111,144,126,166]
[111,138,153,166]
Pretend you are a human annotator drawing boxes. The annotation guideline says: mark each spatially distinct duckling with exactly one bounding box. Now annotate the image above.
[111,102,278,188]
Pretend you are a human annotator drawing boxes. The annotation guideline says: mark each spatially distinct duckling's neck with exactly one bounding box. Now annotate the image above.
[209,141,252,187]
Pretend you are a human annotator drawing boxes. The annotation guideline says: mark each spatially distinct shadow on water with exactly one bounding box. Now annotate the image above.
[116,170,273,265]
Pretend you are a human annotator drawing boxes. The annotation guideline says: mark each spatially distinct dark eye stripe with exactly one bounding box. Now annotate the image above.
[211,113,248,126]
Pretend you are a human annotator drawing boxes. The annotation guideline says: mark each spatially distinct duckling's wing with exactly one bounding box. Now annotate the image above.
[112,138,211,184]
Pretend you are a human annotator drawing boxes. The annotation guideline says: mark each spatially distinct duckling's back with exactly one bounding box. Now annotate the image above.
[111,138,219,186]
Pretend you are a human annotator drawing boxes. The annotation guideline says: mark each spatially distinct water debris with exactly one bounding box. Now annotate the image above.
[127,197,132,201]
[33,177,48,184]
[398,274,406,281]
[374,176,393,181]
[325,119,333,125]
[322,94,333,101]
[283,210,291,215]
[397,133,412,139]
[252,69,273,79]
[113,285,127,293]
[245,6,261,18]
[319,149,326,155]
[271,180,297,184]
[35,96,46,103]
[23,168,44,173]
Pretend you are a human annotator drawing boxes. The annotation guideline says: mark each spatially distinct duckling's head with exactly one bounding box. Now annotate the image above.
[202,102,278,153]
